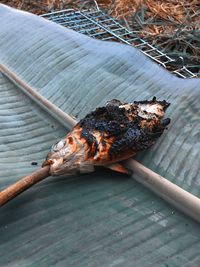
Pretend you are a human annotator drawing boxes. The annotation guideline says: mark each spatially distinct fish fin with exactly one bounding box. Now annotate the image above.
[106,163,130,175]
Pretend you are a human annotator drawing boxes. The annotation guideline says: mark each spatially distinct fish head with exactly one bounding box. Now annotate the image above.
[42,129,95,176]
[42,132,80,176]
[42,137,76,175]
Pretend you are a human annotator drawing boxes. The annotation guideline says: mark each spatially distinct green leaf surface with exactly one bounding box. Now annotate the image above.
[0,4,200,267]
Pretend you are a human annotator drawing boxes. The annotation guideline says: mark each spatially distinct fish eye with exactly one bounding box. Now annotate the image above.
[53,139,66,151]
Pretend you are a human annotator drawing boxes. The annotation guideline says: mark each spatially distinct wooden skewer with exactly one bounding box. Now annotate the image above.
[0,63,76,207]
[125,159,200,223]
[1,64,200,223]
[0,166,50,207]
[0,64,76,129]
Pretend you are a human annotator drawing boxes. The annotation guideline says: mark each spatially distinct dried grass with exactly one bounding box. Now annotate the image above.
[98,0,200,74]
[1,0,200,74]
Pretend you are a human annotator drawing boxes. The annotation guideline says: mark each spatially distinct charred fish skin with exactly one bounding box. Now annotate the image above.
[43,97,170,176]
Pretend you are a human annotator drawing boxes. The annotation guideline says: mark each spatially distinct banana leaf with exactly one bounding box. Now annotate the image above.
[0,4,200,267]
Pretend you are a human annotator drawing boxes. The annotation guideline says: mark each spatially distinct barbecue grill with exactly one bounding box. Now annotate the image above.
[41,8,198,79]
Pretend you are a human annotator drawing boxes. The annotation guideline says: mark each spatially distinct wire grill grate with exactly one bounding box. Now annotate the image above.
[41,9,198,79]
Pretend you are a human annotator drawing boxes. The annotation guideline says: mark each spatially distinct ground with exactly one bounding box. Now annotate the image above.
[1,0,199,76]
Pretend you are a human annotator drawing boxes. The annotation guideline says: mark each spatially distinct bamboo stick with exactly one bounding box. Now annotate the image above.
[0,64,76,129]
[125,159,200,223]
[1,64,200,223]
[0,166,50,207]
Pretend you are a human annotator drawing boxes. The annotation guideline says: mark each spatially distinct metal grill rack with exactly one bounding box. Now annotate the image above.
[41,9,198,79]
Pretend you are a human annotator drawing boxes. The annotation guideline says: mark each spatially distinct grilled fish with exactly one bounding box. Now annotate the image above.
[43,97,170,176]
